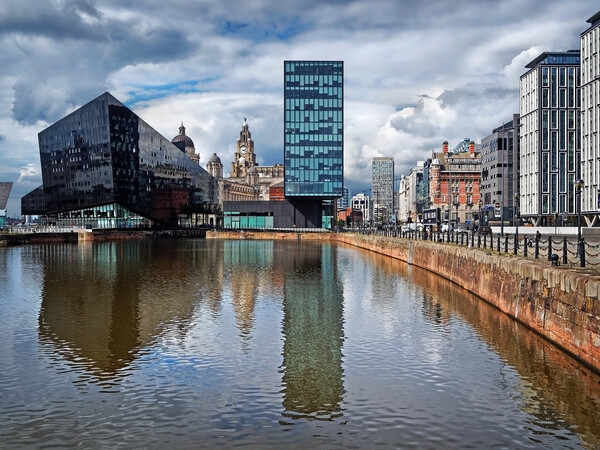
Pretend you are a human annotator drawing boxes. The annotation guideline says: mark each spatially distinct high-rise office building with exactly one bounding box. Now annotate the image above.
[337,186,350,210]
[480,115,520,221]
[284,60,343,228]
[520,51,581,225]
[581,11,600,219]
[22,92,218,228]
[371,157,394,223]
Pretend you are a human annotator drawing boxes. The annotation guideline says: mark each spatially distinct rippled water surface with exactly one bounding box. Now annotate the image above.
[1,238,600,448]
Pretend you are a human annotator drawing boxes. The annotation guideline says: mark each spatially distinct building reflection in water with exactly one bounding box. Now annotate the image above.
[279,243,345,424]
[223,240,279,337]
[37,239,224,383]
[356,248,600,448]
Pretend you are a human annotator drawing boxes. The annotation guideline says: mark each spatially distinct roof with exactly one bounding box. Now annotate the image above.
[0,182,13,209]
[171,122,195,149]
[587,11,600,27]
[525,51,580,69]
[208,153,222,164]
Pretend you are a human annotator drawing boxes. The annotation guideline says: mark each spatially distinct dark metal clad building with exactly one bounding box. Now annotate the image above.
[22,92,218,228]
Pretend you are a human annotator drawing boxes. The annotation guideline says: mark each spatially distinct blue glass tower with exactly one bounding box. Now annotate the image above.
[284,61,343,199]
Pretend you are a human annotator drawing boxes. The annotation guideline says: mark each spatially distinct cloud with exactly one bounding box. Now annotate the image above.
[17,164,40,183]
[1,0,600,212]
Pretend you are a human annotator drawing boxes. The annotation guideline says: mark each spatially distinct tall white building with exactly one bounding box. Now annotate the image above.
[351,193,372,224]
[371,157,395,223]
[581,11,600,223]
[520,51,581,225]
[397,175,410,223]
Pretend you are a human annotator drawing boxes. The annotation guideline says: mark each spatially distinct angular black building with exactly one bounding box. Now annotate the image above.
[22,92,218,228]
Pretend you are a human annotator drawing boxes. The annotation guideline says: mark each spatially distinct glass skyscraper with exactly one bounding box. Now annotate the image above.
[284,61,343,199]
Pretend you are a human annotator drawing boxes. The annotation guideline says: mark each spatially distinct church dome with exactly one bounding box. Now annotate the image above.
[208,153,221,164]
[171,122,195,151]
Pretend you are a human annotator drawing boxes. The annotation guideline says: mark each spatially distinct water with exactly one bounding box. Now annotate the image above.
[1,238,599,448]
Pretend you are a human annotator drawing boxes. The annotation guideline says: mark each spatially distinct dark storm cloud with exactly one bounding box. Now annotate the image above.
[0,0,103,41]
[3,0,197,125]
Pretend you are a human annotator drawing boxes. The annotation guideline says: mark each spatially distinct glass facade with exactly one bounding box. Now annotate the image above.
[284,61,343,198]
[25,92,218,227]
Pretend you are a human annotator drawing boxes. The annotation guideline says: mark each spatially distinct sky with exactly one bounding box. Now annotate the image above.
[0,0,599,216]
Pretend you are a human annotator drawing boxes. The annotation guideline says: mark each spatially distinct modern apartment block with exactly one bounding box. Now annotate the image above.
[480,114,520,221]
[371,157,394,223]
[581,11,600,222]
[520,51,581,225]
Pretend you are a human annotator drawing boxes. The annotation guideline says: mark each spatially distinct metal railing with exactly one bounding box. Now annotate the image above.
[353,227,593,268]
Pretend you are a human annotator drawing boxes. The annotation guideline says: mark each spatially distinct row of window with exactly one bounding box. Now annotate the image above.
[541,66,580,88]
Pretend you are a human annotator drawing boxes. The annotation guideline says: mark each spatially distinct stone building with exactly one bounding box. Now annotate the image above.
[171,122,200,165]
[207,119,283,205]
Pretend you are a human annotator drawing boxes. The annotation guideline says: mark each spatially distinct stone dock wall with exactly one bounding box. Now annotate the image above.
[0,228,207,246]
[208,230,600,373]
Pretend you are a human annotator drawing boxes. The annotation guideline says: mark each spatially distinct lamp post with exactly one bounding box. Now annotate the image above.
[477,199,483,233]
[514,193,520,240]
[575,178,584,244]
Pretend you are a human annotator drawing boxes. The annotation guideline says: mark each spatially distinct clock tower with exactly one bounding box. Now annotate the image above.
[231,118,256,178]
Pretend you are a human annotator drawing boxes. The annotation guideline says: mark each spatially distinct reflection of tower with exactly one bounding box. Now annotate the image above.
[280,243,345,421]
[224,240,276,336]
[231,118,256,178]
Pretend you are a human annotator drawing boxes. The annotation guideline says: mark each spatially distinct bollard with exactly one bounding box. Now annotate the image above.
[477,234,481,248]
[547,236,552,261]
[550,253,559,266]
[535,234,540,259]
[562,237,568,265]
[504,235,508,254]
[580,239,586,268]
[497,236,500,253]
[483,233,487,249]
[513,233,518,255]
[471,231,474,247]
[460,233,464,246]
[524,236,528,257]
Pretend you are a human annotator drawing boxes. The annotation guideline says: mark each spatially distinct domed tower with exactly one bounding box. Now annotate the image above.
[171,122,200,165]
[206,153,223,179]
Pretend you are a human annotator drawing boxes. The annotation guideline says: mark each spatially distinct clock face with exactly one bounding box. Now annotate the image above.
[240,145,247,154]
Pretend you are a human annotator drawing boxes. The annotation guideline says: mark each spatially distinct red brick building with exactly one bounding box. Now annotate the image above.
[430,141,482,225]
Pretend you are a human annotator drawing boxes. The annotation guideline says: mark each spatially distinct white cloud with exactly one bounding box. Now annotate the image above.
[1,0,599,211]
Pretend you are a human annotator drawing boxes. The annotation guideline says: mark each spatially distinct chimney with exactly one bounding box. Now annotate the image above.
[443,141,448,153]
[469,141,475,154]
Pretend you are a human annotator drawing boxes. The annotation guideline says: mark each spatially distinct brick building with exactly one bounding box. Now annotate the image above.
[430,141,482,225]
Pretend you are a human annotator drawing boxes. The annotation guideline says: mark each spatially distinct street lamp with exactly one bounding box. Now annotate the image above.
[477,199,483,233]
[514,193,520,240]
[575,178,584,244]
